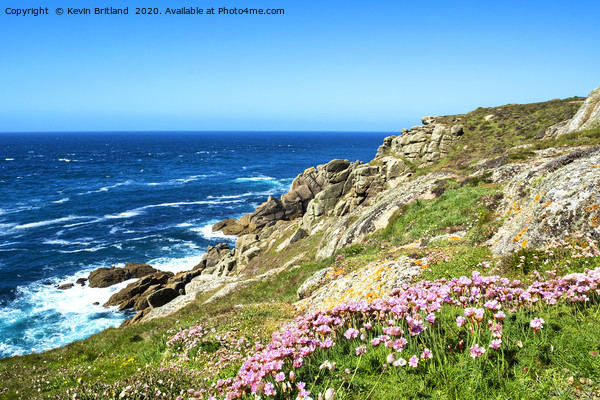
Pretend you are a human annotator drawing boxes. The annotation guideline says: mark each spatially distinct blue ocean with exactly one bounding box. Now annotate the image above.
[0,131,387,359]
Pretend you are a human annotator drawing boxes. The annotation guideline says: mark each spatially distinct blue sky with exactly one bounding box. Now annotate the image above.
[1,0,599,132]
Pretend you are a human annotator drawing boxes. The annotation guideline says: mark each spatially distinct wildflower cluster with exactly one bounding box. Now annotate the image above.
[206,267,600,399]
[167,323,262,376]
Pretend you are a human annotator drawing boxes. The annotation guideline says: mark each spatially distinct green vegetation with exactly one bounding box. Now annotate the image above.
[425,97,586,172]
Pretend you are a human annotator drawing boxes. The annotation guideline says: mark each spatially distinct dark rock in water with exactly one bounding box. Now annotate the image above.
[88,266,128,288]
[76,278,87,286]
[88,263,159,288]
[57,283,74,290]
[92,302,100,305]
[147,288,179,308]
[104,271,173,310]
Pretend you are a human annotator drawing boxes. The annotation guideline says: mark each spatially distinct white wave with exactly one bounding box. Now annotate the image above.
[13,216,93,230]
[104,200,244,221]
[104,210,144,219]
[4,158,14,161]
[176,222,193,227]
[52,197,69,204]
[42,239,73,245]
[57,246,107,254]
[207,192,254,200]
[146,174,213,187]
[233,175,277,183]
[0,266,134,358]
[147,253,205,274]
[81,180,134,195]
[192,223,237,242]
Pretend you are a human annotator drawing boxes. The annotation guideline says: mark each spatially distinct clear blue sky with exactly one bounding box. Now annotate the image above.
[1,0,599,132]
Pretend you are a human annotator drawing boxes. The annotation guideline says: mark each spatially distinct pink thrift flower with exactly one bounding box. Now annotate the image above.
[456,316,467,327]
[473,308,485,321]
[264,382,276,396]
[275,372,285,382]
[489,339,502,350]
[297,381,310,398]
[494,311,506,321]
[530,317,545,331]
[425,314,436,324]
[355,345,366,356]
[421,348,433,359]
[470,344,486,359]
[344,328,359,340]
[409,355,419,368]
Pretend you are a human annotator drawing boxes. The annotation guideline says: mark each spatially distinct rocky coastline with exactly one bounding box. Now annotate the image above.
[61,86,600,326]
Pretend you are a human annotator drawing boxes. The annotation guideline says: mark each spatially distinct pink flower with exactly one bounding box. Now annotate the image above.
[421,348,433,359]
[408,355,419,368]
[489,339,502,350]
[473,308,485,321]
[355,345,366,356]
[425,314,436,324]
[344,328,359,340]
[274,372,285,382]
[494,311,506,321]
[530,317,545,331]
[264,382,276,396]
[297,381,310,398]
[470,344,486,359]
[456,316,467,327]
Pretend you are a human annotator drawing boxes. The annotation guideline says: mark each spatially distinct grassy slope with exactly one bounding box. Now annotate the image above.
[1,96,600,399]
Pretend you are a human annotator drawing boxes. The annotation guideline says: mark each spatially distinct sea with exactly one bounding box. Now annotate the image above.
[0,131,388,359]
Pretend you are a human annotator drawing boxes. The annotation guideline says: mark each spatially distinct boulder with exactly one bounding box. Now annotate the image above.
[57,283,74,290]
[297,268,331,299]
[195,243,232,271]
[88,266,128,288]
[75,278,87,286]
[212,218,245,236]
[325,159,351,174]
[104,271,173,311]
[88,263,159,288]
[490,147,600,256]
[296,257,421,314]
[422,116,437,125]
[289,227,308,244]
[554,87,600,137]
[147,288,179,308]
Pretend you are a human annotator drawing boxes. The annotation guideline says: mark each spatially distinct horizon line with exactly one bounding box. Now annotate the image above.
[0,129,398,135]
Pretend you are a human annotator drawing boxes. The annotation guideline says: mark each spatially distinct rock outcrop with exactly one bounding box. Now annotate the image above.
[296,257,421,314]
[88,263,159,288]
[119,87,600,325]
[376,120,464,169]
[490,146,600,256]
[104,271,174,311]
[544,87,600,138]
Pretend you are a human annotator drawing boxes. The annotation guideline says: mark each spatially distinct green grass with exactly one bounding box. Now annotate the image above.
[409,97,586,174]
[380,181,501,246]
[298,301,600,400]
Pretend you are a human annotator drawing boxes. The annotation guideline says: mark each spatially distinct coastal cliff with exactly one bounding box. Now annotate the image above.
[6,87,600,400]
[74,87,599,328]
